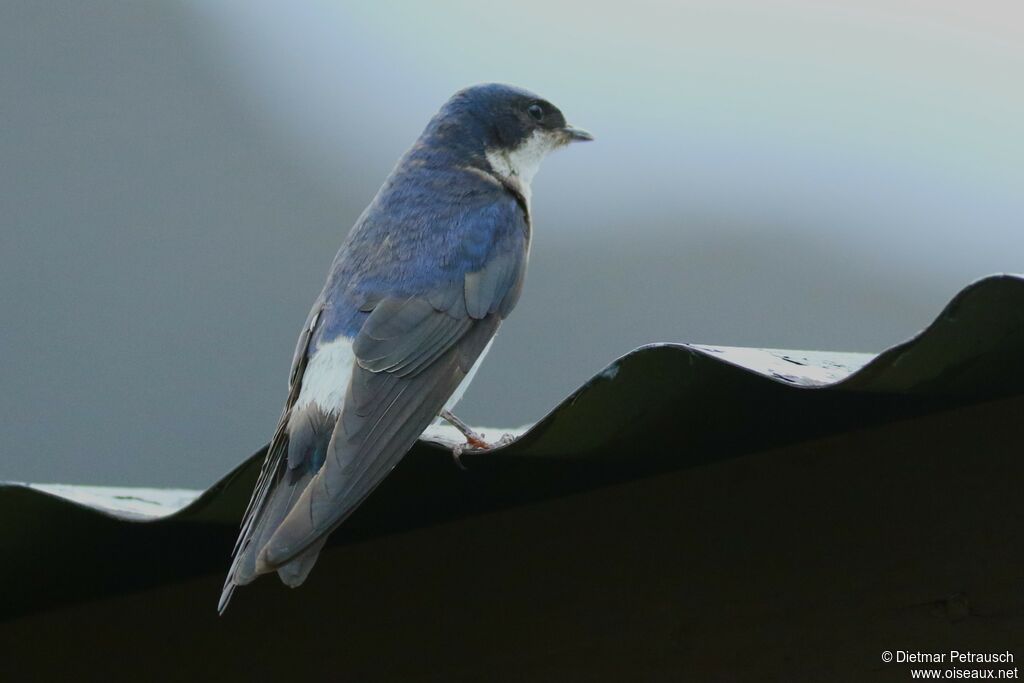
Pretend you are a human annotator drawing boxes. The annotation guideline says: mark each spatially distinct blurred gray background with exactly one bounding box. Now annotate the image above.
[2,1,1021,487]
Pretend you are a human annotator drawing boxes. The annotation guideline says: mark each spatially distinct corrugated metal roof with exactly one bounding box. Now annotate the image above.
[2,273,1022,617]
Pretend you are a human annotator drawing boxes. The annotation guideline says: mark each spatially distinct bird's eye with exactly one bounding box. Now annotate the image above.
[527,104,544,122]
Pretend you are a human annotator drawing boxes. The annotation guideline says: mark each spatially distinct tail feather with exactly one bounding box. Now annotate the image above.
[277,537,329,587]
[218,405,335,614]
[233,466,314,584]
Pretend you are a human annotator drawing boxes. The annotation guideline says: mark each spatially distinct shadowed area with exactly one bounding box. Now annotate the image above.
[2,394,1023,681]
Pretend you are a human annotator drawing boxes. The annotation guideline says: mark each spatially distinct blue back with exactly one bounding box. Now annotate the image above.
[310,84,533,347]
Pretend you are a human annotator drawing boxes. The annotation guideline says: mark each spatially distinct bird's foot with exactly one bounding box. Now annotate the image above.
[440,410,516,468]
[451,442,469,471]
[440,409,488,445]
[492,433,516,448]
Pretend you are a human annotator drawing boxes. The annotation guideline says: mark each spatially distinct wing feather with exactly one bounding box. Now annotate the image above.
[258,316,498,569]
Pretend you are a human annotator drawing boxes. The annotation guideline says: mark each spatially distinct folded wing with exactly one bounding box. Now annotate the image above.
[219,237,525,611]
[257,257,521,569]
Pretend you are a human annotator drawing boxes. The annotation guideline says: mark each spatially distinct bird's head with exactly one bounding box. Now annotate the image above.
[423,83,592,191]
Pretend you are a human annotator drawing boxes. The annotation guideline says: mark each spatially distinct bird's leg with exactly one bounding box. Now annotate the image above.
[439,409,490,450]
[439,410,518,469]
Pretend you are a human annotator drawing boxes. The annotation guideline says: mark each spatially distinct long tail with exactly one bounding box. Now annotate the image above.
[218,405,333,614]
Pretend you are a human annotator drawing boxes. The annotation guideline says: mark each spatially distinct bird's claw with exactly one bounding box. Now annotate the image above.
[451,442,468,471]
[447,431,517,469]
[494,433,516,448]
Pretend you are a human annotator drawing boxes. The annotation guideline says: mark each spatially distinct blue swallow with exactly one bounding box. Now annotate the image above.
[219,84,591,611]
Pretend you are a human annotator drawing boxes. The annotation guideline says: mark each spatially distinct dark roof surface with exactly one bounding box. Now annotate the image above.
[3,273,1023,619]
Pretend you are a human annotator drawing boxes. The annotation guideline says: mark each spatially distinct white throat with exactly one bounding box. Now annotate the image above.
[485,130,558,204]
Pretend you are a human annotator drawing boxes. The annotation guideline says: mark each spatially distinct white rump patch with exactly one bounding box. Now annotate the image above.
[485,129,562,204]
[293,337,356,415]
[295,333,492,425]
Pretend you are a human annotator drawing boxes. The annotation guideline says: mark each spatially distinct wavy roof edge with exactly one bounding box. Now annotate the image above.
[4,272,1023,524]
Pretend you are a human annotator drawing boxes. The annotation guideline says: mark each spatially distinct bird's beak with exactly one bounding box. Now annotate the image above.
[562,125,594,142]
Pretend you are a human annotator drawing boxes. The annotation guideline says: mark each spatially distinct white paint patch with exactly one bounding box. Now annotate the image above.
[485,130,563,204]
[689,345,870,387]
[292,336,356,415]
[24,483,201,520]
[443,336,495,413]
